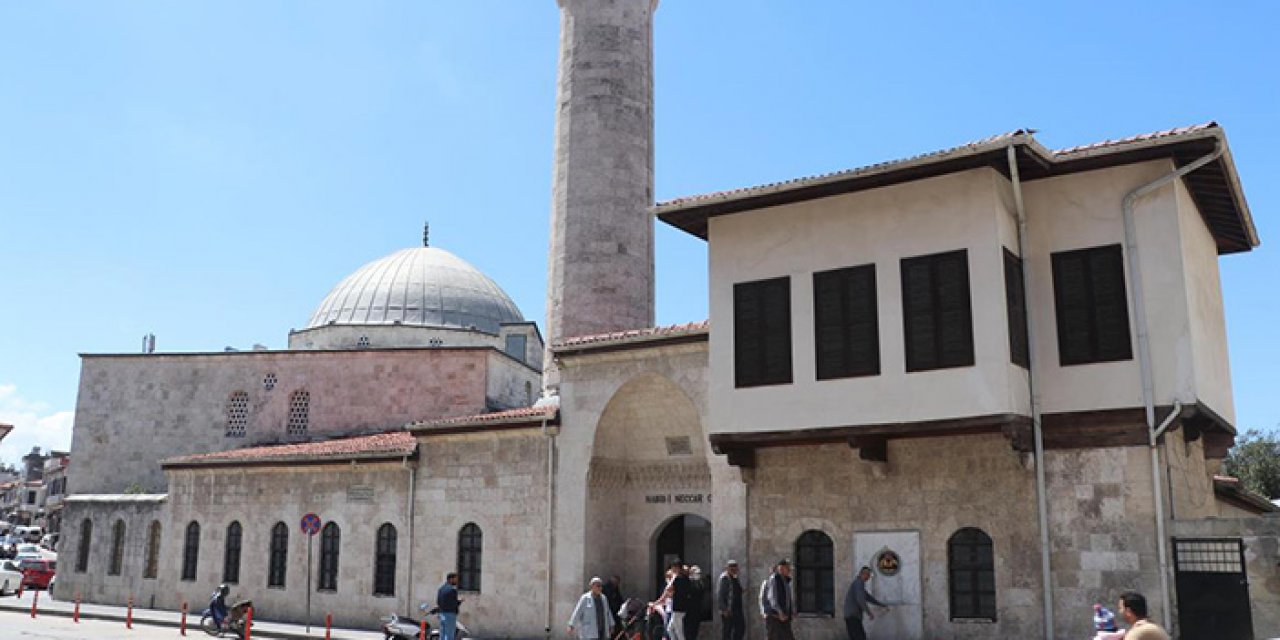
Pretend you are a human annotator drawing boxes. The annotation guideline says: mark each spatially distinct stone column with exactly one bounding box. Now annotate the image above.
[545,0,657,383]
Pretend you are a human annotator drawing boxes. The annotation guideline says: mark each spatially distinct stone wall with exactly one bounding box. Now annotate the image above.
[69,348,504,494]
[1171,514,1280,639]
[57,496,169,609]
[743,435,1044,640]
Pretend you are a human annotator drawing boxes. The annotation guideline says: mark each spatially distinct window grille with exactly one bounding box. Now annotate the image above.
[268,522,288,588]
[457,523,483,592]
[374,523,397,596]
[287,390,311,437]
[319,522,340,591]
[144,521,162,579]
[76,519,92,573]
[795,530,834,615]
[182,521,200,581]
[263,373,277,391]
[357,336,370,349]
[224,521,242,584]
[108,519,126,576]
[949,528,996,620]
[226,391,249,438]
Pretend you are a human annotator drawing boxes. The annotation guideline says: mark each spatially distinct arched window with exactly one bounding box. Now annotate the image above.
[287,390,310,436]
[457,523,482,592]
[225,391,249,437]
[268,522,288,588]
[182,521,201,581]
[318,522,340,591]
[224,521,242,584]
[948,527,996,621]
[75,519,93,573]
[108,519,126,576]
[795,530,834,615]
[374,523,397,596]
[144,521,162,579]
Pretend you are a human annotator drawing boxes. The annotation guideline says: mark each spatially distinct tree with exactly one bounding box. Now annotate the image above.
[1222,429,1280,500]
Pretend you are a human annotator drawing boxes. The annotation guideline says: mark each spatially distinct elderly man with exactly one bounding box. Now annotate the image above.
[758,559,795,640]
[843,567,887,640]
[569,577,614,640]
[717,560,745,640]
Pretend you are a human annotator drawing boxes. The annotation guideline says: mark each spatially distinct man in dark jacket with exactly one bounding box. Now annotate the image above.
[758,560,795,640]
[717,560,745,640]
[437,572,463,640]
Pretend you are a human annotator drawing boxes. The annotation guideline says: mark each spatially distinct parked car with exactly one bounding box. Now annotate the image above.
[0,560,23,596]
[19,558,55,590]
[15,526,43,543]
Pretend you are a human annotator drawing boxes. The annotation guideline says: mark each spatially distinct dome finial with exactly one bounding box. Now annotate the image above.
[423,221,430,247]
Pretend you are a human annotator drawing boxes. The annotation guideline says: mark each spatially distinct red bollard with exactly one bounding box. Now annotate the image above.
[126,594,134,629]
[15,582,22,599]
[325,612,332,640]
[74,592,81,623]
[243,605,253,640]
[30,588,38,618]
[419,618,427,640]
[180,601,188,636]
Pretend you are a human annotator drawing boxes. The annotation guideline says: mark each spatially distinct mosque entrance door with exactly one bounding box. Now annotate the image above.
[653,514,712,598]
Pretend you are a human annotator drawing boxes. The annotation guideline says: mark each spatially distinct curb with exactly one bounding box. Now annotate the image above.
[0,599,373,640]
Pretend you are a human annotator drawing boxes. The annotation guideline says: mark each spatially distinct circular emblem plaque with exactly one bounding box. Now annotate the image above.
[875,549,901,577]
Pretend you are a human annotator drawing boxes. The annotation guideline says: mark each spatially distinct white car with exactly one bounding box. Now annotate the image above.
[0,559,22,596]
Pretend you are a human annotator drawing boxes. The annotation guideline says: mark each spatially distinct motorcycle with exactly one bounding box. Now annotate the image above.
[382,604,470,640]
[201,598,253,637]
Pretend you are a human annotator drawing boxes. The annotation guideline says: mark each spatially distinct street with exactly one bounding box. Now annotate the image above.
[0,610,193,638]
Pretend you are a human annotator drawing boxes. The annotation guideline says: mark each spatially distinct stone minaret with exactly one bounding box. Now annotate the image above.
[545,0,657,375]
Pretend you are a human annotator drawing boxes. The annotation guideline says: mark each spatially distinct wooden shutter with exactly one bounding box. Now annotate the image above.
[1003,249,1029,368]
[1052,244,1132,365]
[814,265,879,379]
[734,277,792,387]
[902,250,973,372]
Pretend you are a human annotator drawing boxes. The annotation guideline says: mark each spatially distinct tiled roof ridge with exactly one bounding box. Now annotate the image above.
[163,430,416,466]
[555,319,710,349]
[409,404,558,430]
[657,122,1220,209]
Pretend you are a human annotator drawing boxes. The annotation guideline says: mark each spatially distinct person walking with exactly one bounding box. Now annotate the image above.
[437,572,463,640]
[758,559,795,640]
[684,566,706,640]
[657,562,693,640]
[569,577,614,640]
[717,560,745,640]
[842,567,888,640]
[603,575,625,634]
[1117,591,1169,640]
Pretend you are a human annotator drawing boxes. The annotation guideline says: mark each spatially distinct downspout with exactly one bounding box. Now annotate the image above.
[404,454,417,616]
[542,412,559,640]
[1006,145,1054,638]
[1121,144,1222,626]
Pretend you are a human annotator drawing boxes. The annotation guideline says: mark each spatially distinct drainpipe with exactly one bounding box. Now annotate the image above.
[1006,145,1054,638]
[404,454,417,616]
[541,410,559,640]
[1121,144,1222,626]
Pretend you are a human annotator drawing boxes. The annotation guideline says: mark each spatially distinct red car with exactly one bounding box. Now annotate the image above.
[19,558,55,590]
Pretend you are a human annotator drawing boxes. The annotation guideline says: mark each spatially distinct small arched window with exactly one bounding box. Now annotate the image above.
[268,522,288,588]
[287,390,311,437]
[224,521,243,584]
[318,522,340,591]
[374,523,397,596]
[182,521,201,581]
[949,527,996,621]
[144,521,162,579]
[76,519,93,573]
[795,529,834,615]
[225,391,250,437]
[108,519,126,576]
[457,523,482,592]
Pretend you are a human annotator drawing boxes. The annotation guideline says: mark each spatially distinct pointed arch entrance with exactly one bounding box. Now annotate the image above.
[653,514,712,598]
[584,373,712,599]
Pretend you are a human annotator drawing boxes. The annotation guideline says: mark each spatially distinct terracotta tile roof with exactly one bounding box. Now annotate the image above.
[554,320,710,351]
[408,404,558,432]
[1052,122,1217,156]
[162,431,416,467]
[1212,475,1280,513]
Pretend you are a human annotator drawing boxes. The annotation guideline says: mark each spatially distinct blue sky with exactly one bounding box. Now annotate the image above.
[1,1,1276,466]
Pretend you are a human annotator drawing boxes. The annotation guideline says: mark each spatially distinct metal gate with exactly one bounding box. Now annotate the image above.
[1173,538,1253,640]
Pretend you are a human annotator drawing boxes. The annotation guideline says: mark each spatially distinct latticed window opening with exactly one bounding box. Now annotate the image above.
[357,336,371,348]
[182,521,200,581]
[319,522,340,591]
[949,527,996,620]
[268,522,288,588]
[225,391,249,437]
[795,530,834,615]
[287,390,310,436]
[374,523,397,596]
[263,373,277,391]
[457,523,482,592]
[224,521,242,584]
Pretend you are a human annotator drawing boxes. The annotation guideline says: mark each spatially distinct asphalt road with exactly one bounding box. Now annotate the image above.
[0,610,196,639]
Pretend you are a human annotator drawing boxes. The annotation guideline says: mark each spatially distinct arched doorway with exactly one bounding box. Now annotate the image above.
[653,514,712,598]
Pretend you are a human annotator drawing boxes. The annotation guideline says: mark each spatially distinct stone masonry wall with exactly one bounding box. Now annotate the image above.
[745,435,1043,640]
[69,348,495,494]
[57,497,169,609]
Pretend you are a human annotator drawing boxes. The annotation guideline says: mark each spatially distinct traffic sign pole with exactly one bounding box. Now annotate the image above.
[301,513,321,634]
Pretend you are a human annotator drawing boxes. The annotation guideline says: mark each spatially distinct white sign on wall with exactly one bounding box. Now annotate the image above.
[853,530,922,640]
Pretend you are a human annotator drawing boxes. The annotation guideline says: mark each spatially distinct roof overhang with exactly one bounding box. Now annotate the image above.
[408,405,559,436]
[656,124,1257,255]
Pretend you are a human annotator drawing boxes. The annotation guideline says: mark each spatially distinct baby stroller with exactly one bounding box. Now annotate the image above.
[614,598,649,640]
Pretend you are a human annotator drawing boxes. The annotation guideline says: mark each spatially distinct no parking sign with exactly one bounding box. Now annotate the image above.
[301,513,321,536]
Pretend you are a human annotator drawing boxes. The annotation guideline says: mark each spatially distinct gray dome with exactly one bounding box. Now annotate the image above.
[306,247,524,334]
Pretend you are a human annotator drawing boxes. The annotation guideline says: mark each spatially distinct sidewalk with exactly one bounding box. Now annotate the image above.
[0,590,387,639]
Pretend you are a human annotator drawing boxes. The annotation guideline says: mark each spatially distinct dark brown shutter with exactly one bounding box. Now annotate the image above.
[1052,244,1132,365]
[1003,249,1029,368]
[814,265,879,379]
[734,277,792,387]
[902,250,973,372]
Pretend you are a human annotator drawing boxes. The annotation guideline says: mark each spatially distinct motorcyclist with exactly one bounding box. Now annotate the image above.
[209,584,231,629]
